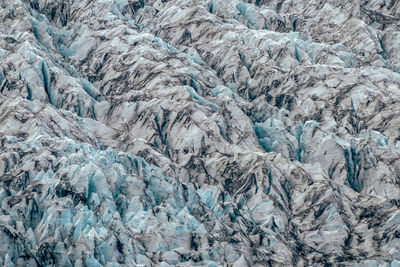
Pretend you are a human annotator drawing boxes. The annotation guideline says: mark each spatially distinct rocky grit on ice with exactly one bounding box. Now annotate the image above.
[1,0,400,266]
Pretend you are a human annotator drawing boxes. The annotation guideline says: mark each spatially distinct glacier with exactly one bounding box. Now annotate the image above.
[1,0,400,266]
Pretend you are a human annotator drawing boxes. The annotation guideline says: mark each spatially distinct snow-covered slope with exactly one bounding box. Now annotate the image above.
[1,0,400,266]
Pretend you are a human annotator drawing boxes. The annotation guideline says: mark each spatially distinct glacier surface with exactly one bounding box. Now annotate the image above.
[1,0,400,266]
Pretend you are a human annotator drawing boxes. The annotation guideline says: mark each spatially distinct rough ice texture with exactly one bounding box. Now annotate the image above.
[1,0,400,266]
